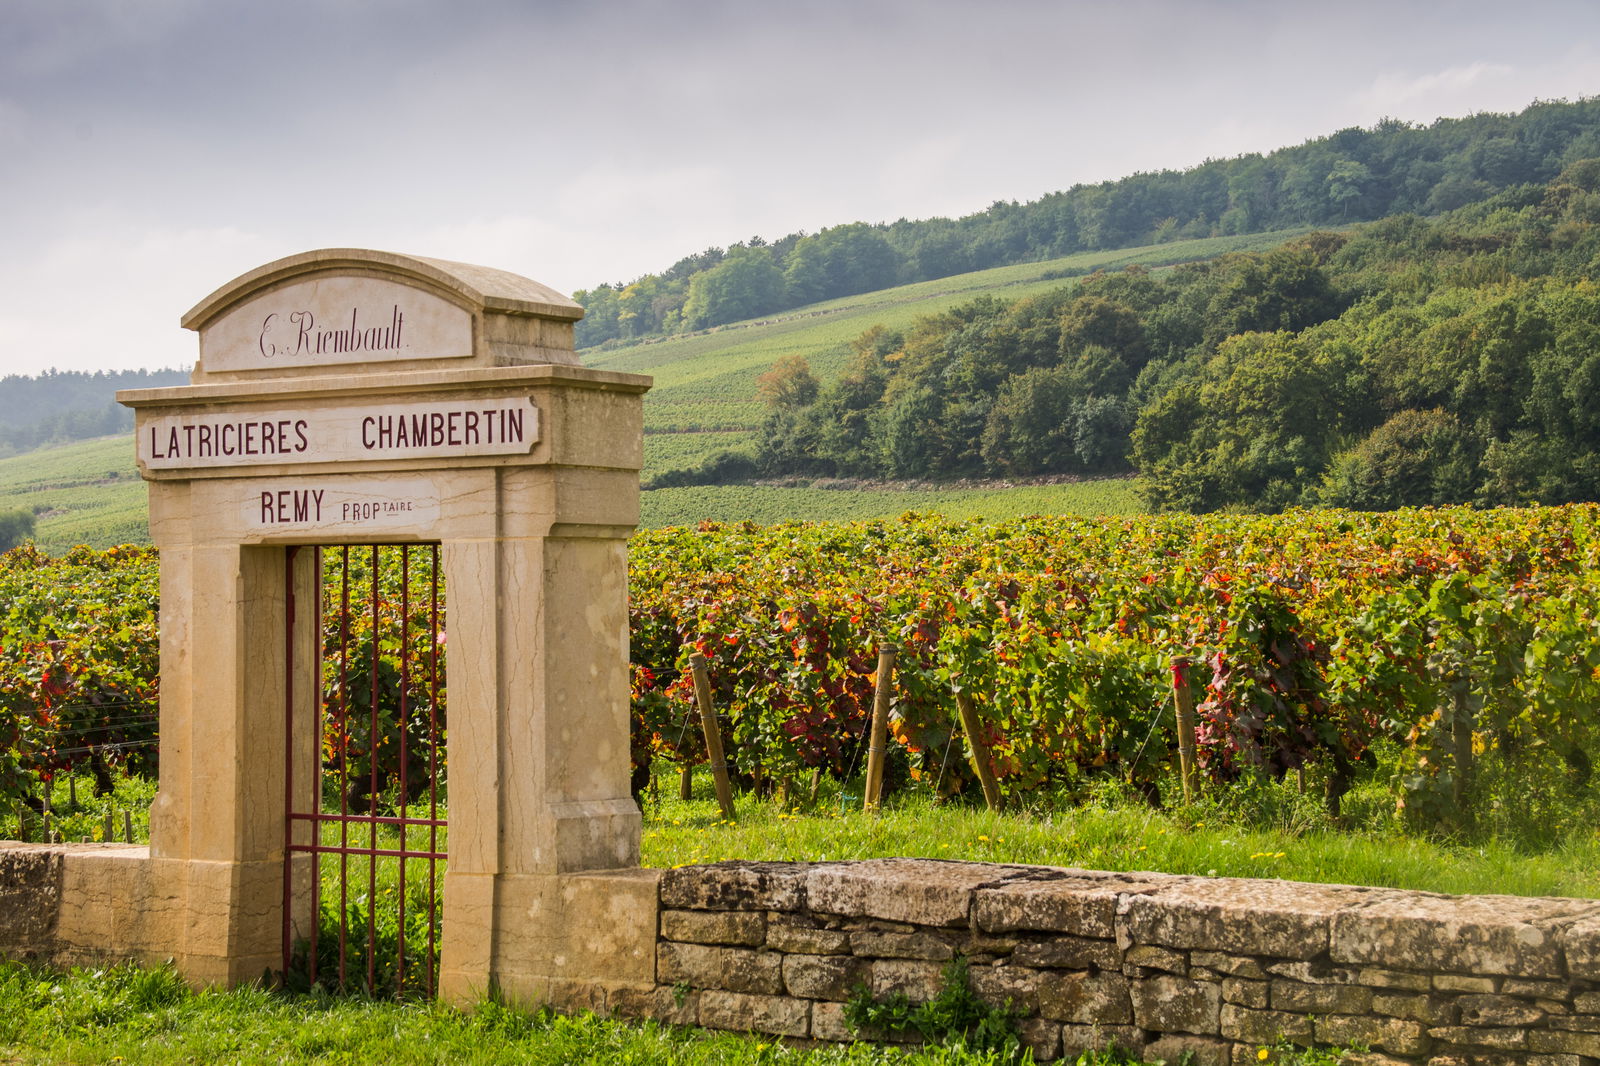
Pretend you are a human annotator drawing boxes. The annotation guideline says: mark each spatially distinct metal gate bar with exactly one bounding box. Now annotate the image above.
[283,544,446,997]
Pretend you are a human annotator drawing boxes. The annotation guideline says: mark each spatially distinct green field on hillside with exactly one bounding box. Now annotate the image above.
[0,436,145,552]
[639,478,1143,528]
[585,227,1321,459]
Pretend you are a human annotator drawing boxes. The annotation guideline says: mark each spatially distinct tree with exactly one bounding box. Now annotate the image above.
[756,355,820,409]
[980,366,1077,475]
[682,245,786,329]
[0,510,35,552]
[1319,409,1477,510]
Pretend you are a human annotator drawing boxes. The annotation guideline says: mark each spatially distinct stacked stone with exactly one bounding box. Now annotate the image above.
[632,858,1600,1066]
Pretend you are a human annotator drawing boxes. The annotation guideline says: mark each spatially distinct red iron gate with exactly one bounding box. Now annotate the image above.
[283,544,447,996]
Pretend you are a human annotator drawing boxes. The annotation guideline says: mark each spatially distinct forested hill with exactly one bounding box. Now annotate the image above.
[575,98,1600,348]
[749,158,1600,513]
[0,368,188,456]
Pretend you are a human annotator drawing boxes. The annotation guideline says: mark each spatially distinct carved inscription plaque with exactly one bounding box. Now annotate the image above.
[199,276,473,372]
[242,476,442,534]
[139,396,538,470]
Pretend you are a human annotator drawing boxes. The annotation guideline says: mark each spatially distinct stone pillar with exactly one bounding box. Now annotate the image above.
[142,518,311,983]
[438,464,658,1006]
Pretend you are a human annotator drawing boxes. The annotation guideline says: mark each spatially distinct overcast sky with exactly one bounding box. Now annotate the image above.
[2,0,1597,376]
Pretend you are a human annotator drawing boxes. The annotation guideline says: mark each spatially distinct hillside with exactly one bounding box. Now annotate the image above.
[588,228,1316,473]
[743,161,1600,512]
[575,98,1600,347]
[0,436,147,552]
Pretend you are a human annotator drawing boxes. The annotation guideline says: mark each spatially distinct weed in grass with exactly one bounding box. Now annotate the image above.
[1250,1039,1359,1064]
[844,956,1022,1062]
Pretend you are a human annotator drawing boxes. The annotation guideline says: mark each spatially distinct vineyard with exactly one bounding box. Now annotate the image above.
[4,505,1600,839]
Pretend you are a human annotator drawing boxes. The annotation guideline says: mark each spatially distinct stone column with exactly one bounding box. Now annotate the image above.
[144,486,318,984]
[437,461,657,1008]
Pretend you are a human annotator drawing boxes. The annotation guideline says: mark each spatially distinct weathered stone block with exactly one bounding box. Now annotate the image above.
[698,990,810,1037]
[1318,1014,1431,1056]
[1502,977,1570,999]
[963,934,1020,956]
[1219,1003,1313,1044]
[1575,992,1600,1013]
[1560,914,1600,980]
[1221,977,1269,1008]
[1018,1016,1062,1062]
[1530,1026,1600,1056]
[810,1000,916,1044]
[657,942,782,995]
[1270,978,1372,1014]
[1037,970,1133,1024]
[1144,1034,1228,1066]
[870,958,947,1002]
[1332,894,1600,978]
[1190,951,1266,979]
[1123,944,1187,975]
[1264,958,1360,984]
[1433,973,1497,993]
[659,861,807,912]
[1059,1023,1144,1058]
[1337,1053,1416,1066]
[1358,965,1432,991]
[1371,991,1454,1025]
[660,908,766,946]
[849,930,955,961]
[0,845,63,953]
[607,983,698,1025]
[807,859,1026,927]
[1131,974,1221,1035]
[968,963,1041,1013]
[782,954,868,1002]
[974,869,1177,938]
[1426,1024,1526,1050]
[1123,878,1386,961]
[1457,992,1546,1027]
[1011,936,1119,970]
[767,922,850,955]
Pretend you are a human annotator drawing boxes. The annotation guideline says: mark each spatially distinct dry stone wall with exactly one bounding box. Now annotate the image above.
[619,858,1600,1066]
[7,844,1600,1065]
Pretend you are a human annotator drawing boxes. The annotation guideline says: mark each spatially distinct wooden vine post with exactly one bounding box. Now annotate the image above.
[862,641,899,812]
[689,652,738,821]
[1172,657,1199,804]
[953,688,1004,812]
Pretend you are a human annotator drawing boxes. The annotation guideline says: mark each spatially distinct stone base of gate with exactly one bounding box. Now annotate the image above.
[438,868,661,1010]
[0,843,290,986]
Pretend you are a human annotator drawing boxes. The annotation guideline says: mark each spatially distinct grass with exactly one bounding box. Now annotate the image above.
[640,479,1145,528]
[636,769,1600,900]
[0,960,1032,1065]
